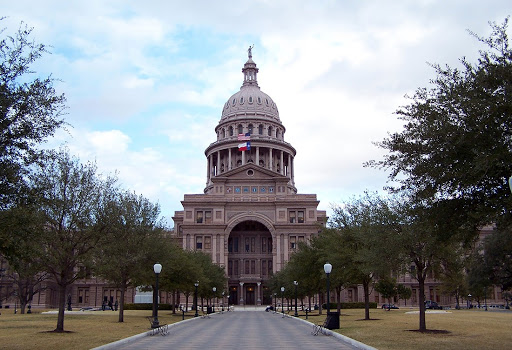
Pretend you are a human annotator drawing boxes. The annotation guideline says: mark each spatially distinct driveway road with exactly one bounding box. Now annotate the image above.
[107,311,363,350]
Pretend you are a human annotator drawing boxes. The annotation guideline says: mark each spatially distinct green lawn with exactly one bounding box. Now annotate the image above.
[0,307,510,350]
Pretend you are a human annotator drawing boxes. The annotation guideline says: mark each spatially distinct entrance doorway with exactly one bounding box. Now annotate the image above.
[246,285,255,305]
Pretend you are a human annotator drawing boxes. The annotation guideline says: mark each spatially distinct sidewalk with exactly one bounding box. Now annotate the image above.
[94,309,376,350]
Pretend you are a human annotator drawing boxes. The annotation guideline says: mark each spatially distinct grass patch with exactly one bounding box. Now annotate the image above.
[303,308,512,350]
[0,308,191,350]
[1,308,511,350]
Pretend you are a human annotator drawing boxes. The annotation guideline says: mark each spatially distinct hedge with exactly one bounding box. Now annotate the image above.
[123,303,173,310]
[322,302,378,309]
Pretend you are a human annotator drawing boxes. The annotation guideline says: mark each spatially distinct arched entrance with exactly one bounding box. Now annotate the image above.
[227,220,273,305]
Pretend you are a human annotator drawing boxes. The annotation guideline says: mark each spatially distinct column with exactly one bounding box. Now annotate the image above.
[284,235,289,262]
[228,148,232,170]
[269,148,273,171]
[287,154,292,179]
[212,234,217,264]
[219,234,225,271]
[256,147,260,167]
[217,151,220,175]
[206,155,210,183]
[280,151,284,175]
[291,155,295,185]
[242,150,246,165]
[239,282,244,305]
[275,234,281,271]
[257,282,262,305]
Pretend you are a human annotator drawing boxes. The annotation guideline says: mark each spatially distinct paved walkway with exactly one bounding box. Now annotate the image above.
[99,310,370,350]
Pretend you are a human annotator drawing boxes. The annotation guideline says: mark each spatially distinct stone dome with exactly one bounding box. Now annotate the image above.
[221,85,280,121]
[220,53,280,122]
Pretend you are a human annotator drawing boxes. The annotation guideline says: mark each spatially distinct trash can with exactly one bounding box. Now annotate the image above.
[325,311,340,330]
[207,306,213,314]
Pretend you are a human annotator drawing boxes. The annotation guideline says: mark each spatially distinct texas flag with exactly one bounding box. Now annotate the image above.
[238,133,251,141]
[238,141,251,151]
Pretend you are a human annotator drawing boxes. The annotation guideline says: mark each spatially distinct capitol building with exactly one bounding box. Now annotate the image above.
[172,48,327,305]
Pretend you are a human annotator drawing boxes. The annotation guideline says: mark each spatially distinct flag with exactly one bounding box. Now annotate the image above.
[238,141,251,151]
[238,133,251,141]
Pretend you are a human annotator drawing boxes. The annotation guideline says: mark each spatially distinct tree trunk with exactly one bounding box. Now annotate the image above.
[363,280,370,320]
[118,285,125,323]
[55,284,67,332]
[418,275,427,331]
[172,291,176,314]
[336,286,341,314]
[318,289,323,315]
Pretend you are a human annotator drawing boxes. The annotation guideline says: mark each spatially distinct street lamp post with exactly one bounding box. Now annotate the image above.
[212,287,216,313]
[152,263,162,328]
[194,281,199,317]
[467,294,472,309]
[281,287,285,315]
[294,281,299,317]
[274,293,277,312]
[324,263,332,315]
[222,291,225,312]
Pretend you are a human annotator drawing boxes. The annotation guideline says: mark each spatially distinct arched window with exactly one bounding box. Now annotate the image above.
[248,124,253,134]
[229,126,234,136]
[238,124,243,134]
[258,124,263,135]
[268,126,272,137]
[221,129,226,138]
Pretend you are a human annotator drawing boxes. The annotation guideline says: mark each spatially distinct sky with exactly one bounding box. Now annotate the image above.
[2,1,510,225]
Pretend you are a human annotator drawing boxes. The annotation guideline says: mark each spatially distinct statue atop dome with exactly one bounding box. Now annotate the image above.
[248,45,253,59]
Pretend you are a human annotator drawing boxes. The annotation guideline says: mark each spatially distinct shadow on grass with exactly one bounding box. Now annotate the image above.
[356,318,381,321]
[42,330,75,334]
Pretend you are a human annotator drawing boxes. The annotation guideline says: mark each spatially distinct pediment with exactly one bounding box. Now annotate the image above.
[213,164,288,182]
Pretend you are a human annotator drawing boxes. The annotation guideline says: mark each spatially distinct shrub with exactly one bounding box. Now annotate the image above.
[322,302,377,310]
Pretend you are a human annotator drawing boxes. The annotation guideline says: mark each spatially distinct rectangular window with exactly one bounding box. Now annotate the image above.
[298,236,305,243]
[228,260,233,276]
[268,238,272,253]
[289,209,306,224]
[245,260,250,274]
[234,237,239,253]
[245,238,250,252]
[251,260,256,274]
[204,236,211,250]
[268,260,273,276]
[262,260,267,276]
[196,209,212,224]
[196,236,203,250]
[228,238,233,253]
[205,210,212,223]
[262,238,267,252]
[251,237,255,252]
[234,260,239,275]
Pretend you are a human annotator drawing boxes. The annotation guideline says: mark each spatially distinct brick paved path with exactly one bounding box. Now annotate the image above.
[110,311,362,350]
